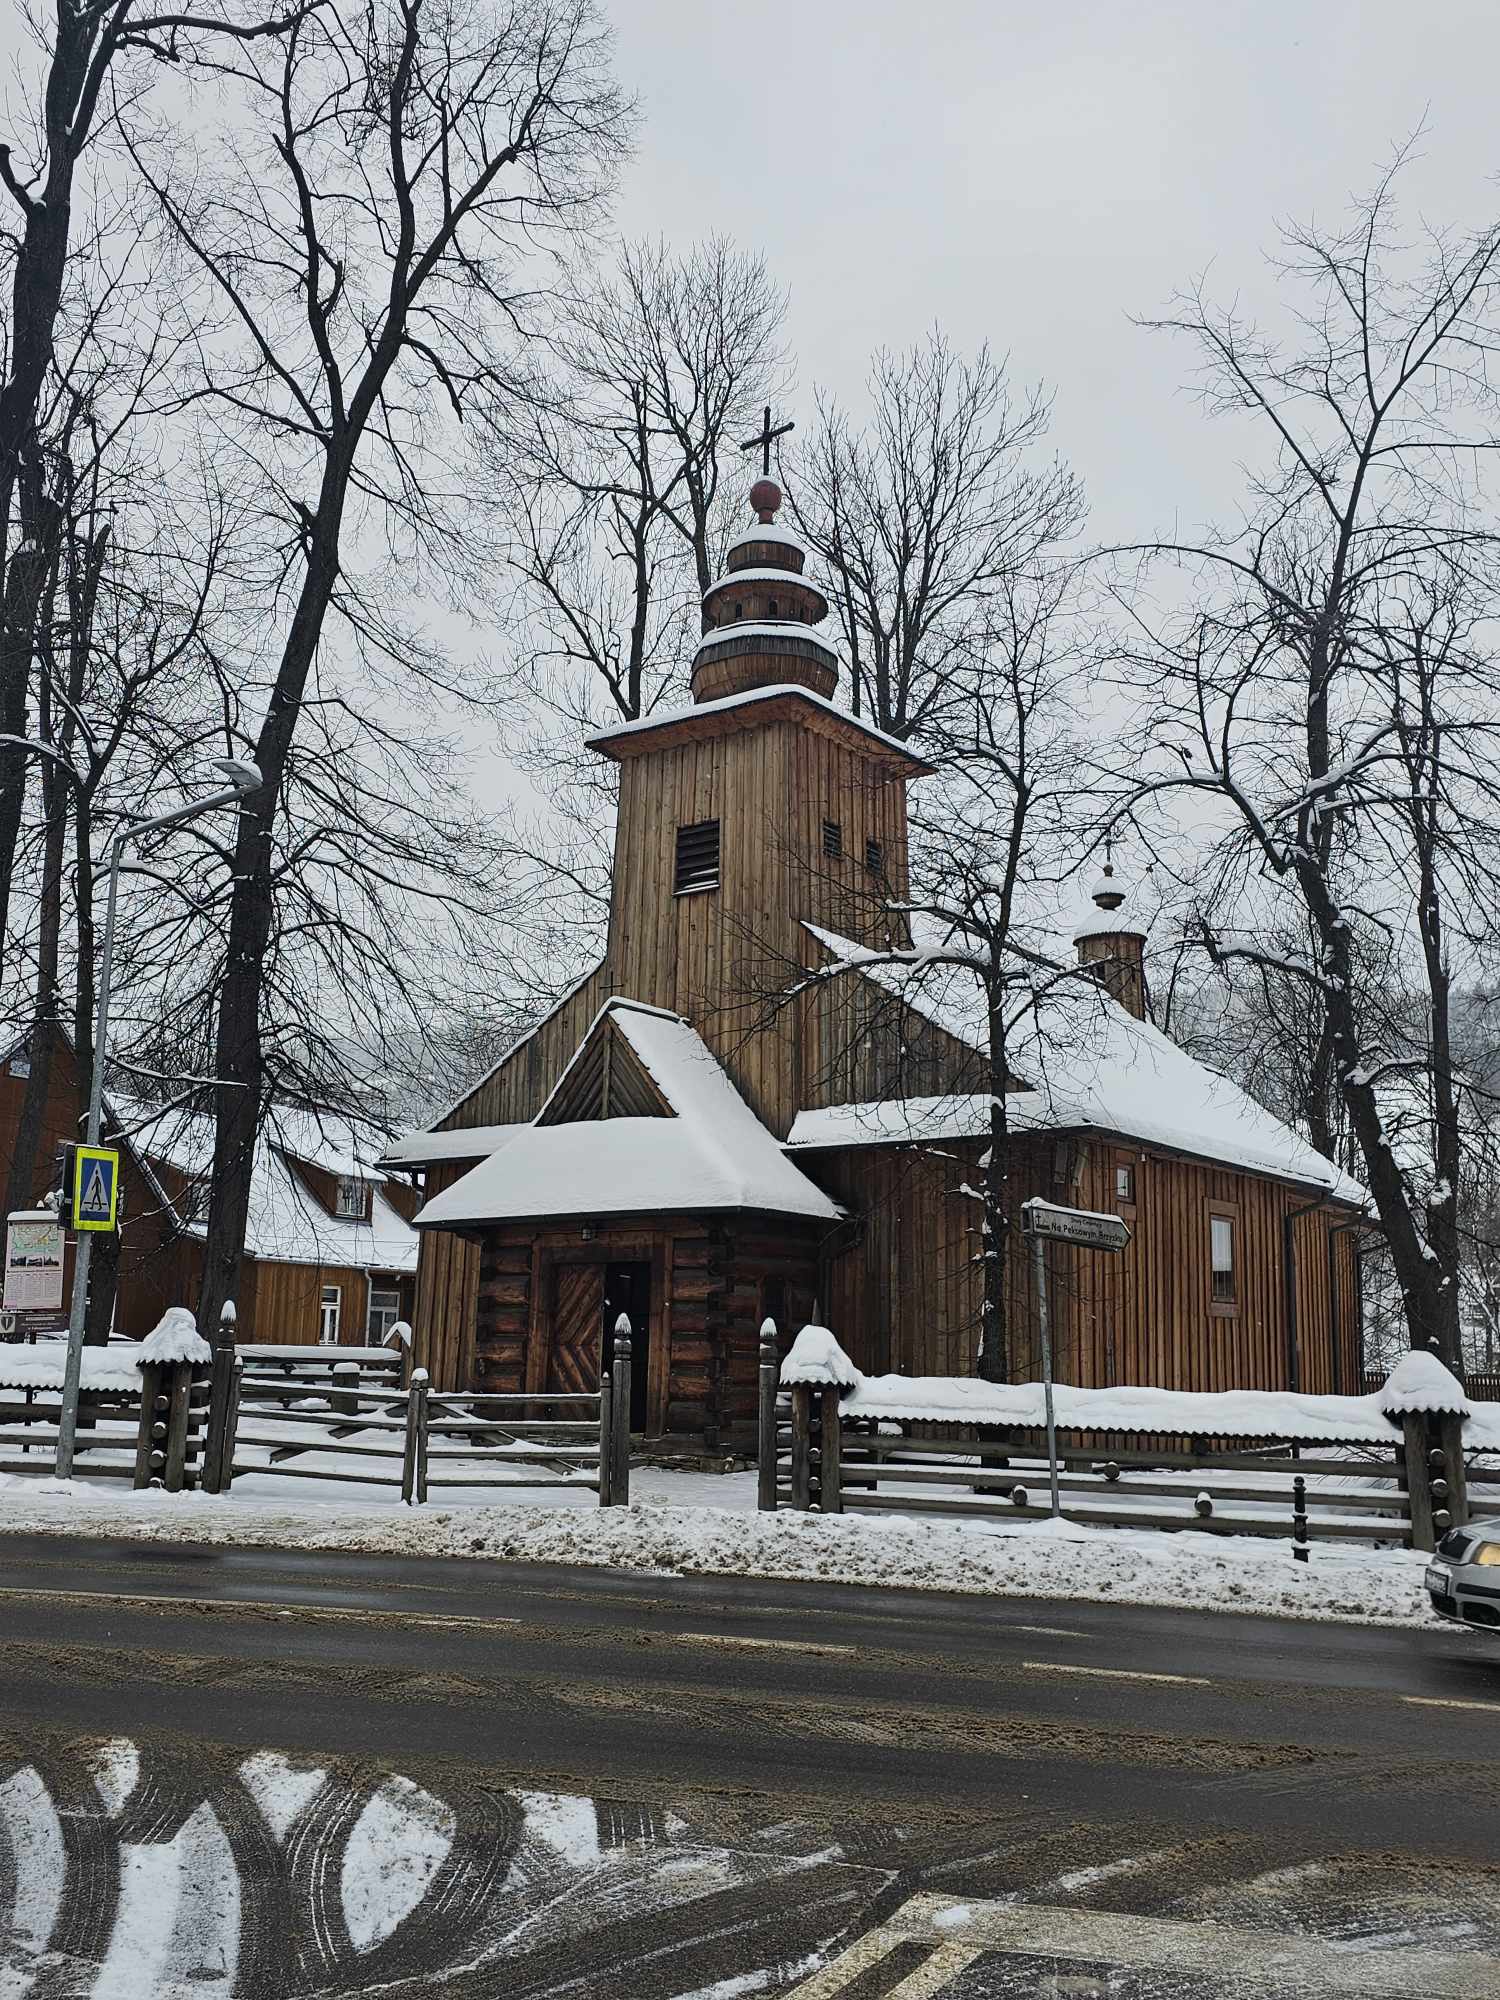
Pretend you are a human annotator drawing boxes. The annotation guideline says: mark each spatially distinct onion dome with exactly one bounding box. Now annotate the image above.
[1072,861,1148,944]
[693,478,839,704]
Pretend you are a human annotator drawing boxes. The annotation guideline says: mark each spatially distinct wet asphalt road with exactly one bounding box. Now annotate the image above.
[1,1533,1499,1995]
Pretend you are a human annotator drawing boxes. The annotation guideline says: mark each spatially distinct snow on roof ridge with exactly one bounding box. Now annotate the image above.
[585,684,928,767]
[691,620,840,665]
[798,924,1367,1206]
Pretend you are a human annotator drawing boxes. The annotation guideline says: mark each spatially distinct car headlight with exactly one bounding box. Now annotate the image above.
[1475,1543,1500,1567]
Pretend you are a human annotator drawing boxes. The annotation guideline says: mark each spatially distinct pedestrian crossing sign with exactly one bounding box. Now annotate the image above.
[72,1145,120,1232]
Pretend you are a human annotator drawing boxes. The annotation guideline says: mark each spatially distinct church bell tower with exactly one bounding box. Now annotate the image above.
[584,440,932,1135]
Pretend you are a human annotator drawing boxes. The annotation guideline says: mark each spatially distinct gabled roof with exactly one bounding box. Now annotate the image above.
[796,926,1367,1207]
[120,1098,418,1272]
[415,998,842,1230]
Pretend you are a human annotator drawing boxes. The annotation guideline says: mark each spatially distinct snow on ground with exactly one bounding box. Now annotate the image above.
[0,1464,1455,1629]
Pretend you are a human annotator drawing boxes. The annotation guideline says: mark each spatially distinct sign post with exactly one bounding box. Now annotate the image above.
[1021,1199,1131,1518]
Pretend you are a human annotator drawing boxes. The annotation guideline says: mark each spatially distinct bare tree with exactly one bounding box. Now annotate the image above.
[788,331,1083,743]
[122,0,630,1332]
[0,0,309,949]
[1116,153,1500,1369]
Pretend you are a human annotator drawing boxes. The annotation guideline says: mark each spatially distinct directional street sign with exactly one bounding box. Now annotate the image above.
[1021,1197,1131,1253]
[71,1145,120,1233]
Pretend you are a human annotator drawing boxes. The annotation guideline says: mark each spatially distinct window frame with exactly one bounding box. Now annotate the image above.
[674,818,721,896]
[1207,1201,1239,1316]
[319,1283,342,1344]
[822,818,844,860]
[335,1175,370,1220]
[367,1284,402,1340]
[1113,1155,1136,1208]
[864,836,883,875]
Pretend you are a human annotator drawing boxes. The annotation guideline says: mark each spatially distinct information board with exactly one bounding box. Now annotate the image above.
[3,1213,66,1311]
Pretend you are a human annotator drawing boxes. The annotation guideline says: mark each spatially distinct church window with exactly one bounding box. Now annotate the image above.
[864,837,883,874]
[822,819,843,859]
[675,819,720,894]
[1209,1208,1237,1309]
[733,601,743,620]
[768,598,779,617]
[1115,1161,1136,1206]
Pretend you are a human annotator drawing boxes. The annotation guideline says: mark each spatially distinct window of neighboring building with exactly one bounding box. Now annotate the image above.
[368,1285,402,1341]
[1115,1161,1136,1206]
[335,1176,370,1220]
[319,1284,342,1343]
[674,819,720,894]
[1209,1210,1237,1309]
[865,837,883,874]
[7,1044,29,1078]
[822,818,843,859]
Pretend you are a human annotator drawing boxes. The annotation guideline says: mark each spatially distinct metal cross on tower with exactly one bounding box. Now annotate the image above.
[739,405,794,476]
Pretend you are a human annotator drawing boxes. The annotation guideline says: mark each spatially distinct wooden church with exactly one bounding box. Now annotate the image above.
[386,465,1367,1441]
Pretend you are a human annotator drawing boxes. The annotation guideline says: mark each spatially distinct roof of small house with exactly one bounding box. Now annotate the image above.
[379,1124,524,1167]
[118,1099,418,1272]
[792,926,1368,1207]
[415,998,842,1230]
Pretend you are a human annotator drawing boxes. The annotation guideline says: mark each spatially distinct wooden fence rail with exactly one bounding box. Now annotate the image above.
[205,1329,634,1507]
[756,1338,1479,1549]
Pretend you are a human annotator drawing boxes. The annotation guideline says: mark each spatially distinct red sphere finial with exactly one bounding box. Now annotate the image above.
[749,477,781,523]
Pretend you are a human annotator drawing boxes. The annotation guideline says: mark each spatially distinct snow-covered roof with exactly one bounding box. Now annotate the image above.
[726,521,802,553]
[1379,1348,1469,1417]
[123,1101,418,1273]
[416,999,841,1229]
[1072,902,1148,943]
[703,565,827,606]
[378,1125,524,1168]
[585,683,932,772]
[691,621,840,667]
[795,926,1368,1207]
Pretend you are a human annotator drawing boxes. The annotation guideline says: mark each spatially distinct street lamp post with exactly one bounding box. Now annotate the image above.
[54,760,261,1478]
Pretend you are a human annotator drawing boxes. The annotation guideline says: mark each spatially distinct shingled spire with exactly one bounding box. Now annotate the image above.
[691,467,841,705]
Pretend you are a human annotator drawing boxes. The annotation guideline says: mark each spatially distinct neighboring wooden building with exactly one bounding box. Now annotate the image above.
[390,473,1366,1438]
[125,1103,418,1347]
[0,1035,416,1346]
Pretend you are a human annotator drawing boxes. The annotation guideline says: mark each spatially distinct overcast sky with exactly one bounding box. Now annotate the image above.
[601,0,1500,542]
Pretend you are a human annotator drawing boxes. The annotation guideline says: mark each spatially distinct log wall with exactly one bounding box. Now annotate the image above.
[465,1213,822,1439]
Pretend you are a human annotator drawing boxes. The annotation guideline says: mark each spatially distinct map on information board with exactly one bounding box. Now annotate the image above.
[3,1214,65,1311]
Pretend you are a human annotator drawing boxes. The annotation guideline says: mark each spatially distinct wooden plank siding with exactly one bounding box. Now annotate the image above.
[805,1134,1362,1397]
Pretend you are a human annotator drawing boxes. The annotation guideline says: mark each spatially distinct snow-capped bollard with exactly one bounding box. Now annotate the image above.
[1292,1475,1309,1562]
[757,1319,779,1513]
[1194,1491,1213,1519]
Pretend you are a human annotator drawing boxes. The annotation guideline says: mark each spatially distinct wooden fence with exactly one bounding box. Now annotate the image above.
[758,1330,1478,1549]
[203,1321,634,1507]
[0,1354,211,1491]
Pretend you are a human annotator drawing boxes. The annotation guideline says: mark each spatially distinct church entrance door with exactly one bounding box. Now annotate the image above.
[547,1264,605,1396]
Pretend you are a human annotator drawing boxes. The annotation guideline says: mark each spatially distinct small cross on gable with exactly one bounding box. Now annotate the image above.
[739,404,795,477]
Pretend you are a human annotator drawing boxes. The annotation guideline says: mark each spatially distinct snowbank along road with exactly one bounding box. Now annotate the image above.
[1,1533,1499,1997]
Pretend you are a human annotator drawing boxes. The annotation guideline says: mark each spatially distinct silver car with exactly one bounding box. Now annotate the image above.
[1426,1520,1500,1632]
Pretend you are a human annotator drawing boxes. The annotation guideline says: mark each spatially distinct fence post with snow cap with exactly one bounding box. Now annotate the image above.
[402,1369,429,1504]
[131,1309,213,1491]
[1381,1349,1471,1551]
[757,1320,780,1512]
[819,1388,843,1513]
[1292,1476,1309,1561]
[597,1351,614,1507]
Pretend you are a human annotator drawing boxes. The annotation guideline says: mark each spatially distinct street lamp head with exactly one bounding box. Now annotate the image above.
[210,757,263,795]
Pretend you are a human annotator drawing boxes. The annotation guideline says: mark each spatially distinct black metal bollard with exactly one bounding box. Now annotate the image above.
[1292,1474,1309,1562]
